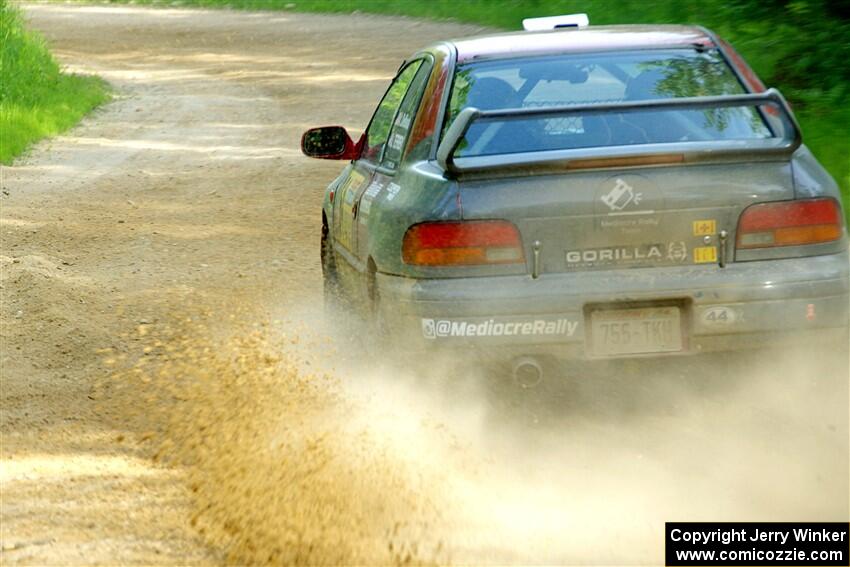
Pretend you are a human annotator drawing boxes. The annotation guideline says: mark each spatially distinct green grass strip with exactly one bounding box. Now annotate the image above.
[1,0,110,164]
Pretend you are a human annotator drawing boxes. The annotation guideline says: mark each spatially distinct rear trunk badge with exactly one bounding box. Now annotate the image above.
[601,178,643,212]
[595,174,663,218]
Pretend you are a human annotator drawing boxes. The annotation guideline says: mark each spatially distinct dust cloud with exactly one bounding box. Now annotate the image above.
[100,297,849,565]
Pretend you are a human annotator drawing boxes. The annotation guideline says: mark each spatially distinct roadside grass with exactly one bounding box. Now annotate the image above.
[76,0,849,210]
[0,1,109,164]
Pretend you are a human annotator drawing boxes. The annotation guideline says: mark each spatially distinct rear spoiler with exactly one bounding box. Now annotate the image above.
[435,88,801,176]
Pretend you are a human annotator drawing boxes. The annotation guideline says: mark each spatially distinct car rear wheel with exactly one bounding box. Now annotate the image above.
[321,220,349,318]
[366,261,393,348]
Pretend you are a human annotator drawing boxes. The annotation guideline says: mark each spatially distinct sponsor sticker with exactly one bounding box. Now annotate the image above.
[600,217,660,229]
[693,219,717,236]
[566,242,689,267]
[363,181,382,199]
[388,132,405,151]
[667,241,688,263]
[338,171,365,212]
[421,317,579,340]
[694,246,718,264]
[395,111,412,130]
[358,181,383,220]
[595,174,662,219]
[336,171,366,251]
[385,182,401,201]
[601,178,644,212]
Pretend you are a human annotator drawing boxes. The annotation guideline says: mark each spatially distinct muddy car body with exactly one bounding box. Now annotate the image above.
[303,22,849,373]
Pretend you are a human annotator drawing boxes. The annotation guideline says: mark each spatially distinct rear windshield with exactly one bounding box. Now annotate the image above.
[445,49,772,157]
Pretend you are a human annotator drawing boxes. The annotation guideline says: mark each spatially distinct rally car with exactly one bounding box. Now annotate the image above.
[302,15,849,385]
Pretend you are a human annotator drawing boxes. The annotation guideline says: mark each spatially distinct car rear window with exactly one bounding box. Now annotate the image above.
[445,49,773,157]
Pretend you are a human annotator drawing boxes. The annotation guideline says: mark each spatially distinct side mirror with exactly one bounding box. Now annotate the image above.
[301,126,360,160]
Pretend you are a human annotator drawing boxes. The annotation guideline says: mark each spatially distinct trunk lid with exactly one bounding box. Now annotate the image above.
[458,161,794,273]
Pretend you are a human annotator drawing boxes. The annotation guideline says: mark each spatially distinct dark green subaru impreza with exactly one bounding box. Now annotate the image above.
[302,17,849,385]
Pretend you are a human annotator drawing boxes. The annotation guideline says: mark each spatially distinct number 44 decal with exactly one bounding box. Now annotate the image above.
[701,306,737,325]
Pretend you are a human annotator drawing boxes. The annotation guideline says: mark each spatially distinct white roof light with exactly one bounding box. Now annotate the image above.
[522,13,590,31]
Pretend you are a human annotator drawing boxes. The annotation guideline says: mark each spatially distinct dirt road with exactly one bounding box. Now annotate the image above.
[1,4,848,566]
[0,5,483,563]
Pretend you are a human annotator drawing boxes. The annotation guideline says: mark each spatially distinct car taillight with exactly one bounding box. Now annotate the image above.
[402,220,524,266]
[736,198,843,249]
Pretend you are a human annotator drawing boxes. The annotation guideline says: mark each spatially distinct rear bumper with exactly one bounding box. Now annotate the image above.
[376,251,850,360]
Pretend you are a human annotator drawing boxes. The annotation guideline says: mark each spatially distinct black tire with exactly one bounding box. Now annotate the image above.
[320,220,349,318]
[365,263,392,348]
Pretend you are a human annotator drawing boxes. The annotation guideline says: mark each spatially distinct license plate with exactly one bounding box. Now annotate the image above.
[590,306,683,356]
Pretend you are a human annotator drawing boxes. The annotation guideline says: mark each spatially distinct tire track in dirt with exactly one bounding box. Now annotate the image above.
[0,5,484,563]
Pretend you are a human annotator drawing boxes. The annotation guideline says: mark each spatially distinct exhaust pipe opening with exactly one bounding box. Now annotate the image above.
[512,356,543,388]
